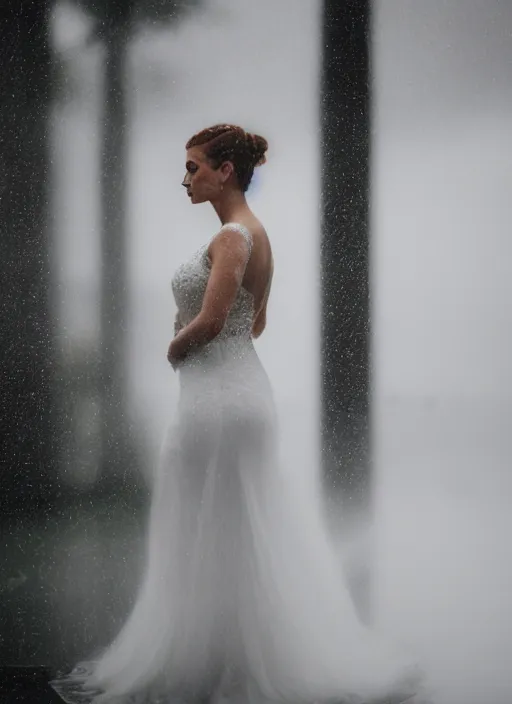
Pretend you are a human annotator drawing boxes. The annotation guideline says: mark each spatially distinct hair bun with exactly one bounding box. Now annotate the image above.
[246,132,268,167]
[186,124,267,192]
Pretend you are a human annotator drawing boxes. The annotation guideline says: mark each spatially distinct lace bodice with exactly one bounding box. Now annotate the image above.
[172,222,255,340]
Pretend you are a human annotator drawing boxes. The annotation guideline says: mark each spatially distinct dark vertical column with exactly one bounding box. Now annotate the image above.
[0,0,57,513]
[85,0,202,496]
[321,0,371,514]
[98,7,139,493]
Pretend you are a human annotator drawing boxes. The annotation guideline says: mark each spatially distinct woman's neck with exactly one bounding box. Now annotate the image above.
[211,189,250,225]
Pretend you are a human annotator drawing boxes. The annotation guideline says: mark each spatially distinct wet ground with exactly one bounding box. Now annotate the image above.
[0,497,148,672]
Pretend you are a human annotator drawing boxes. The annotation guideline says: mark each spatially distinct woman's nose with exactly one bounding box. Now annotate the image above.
[182,173,191,187]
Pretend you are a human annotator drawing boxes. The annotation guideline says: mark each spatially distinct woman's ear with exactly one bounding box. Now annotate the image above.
[220,160,234,183]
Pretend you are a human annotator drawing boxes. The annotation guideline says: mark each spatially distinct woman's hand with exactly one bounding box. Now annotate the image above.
[167,336,187,370]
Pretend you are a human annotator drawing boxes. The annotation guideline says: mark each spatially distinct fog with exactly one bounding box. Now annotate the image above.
[373,1,512,702]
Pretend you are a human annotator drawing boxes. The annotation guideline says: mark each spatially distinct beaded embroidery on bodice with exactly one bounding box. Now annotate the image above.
[172,222,254,340]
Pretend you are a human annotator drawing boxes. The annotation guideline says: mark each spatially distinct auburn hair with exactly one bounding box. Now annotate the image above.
[186,124,268,193]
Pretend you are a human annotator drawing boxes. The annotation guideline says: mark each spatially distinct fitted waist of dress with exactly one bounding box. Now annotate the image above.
[210,331,255,357]
[179,330,254,365]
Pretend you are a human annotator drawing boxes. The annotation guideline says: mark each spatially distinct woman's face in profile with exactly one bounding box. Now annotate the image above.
[182,147,220,205]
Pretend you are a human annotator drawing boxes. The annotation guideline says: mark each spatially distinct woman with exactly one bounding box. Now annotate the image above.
[51,125,422,704]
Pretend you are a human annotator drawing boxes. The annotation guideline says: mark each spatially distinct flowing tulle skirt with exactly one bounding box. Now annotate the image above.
[50,341,422,704]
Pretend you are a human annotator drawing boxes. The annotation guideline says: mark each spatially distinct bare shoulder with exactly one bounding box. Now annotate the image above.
[247,215,267,238]
[208,226,250,260]
[212,217,271,258]
[245,217,272,255]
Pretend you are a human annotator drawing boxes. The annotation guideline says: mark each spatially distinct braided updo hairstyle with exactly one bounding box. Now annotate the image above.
[186,124,268,193]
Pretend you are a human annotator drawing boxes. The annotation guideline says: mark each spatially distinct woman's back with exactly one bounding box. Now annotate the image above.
[238,218,273,337]
[240,220,273,309]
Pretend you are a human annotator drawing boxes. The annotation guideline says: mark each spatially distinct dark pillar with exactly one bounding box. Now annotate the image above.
[321,0,371,511]
[0,0,57,514]
[321,0,372,619]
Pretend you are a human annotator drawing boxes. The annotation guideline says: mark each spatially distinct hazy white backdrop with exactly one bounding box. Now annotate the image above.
[52,1,512,703]
[373,2,512,703]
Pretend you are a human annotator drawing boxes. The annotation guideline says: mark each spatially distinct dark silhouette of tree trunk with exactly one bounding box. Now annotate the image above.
[96,4,142,494]
[0,0,57,515]
[74,0,202,496]
[321,0,372,621]
[321,0,371,512]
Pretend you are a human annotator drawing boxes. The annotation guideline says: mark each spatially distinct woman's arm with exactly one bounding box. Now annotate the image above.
[174,312,183,336]
[252,305,267,339]
[168,229,250,364]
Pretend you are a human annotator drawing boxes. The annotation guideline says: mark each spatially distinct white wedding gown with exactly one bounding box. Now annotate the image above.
[50,223,423,704]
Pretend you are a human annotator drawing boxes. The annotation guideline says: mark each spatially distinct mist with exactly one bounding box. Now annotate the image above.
[373,1,512,702]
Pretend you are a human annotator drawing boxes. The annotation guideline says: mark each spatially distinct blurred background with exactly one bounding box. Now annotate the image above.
[1,1,511,703]
[372,3,512,703]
